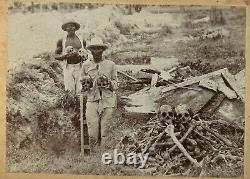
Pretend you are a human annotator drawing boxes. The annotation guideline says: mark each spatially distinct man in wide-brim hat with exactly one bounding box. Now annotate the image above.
[86,37,108,51]
[55,20,90,94]
[61,21,80,32]
[80,36,118,151]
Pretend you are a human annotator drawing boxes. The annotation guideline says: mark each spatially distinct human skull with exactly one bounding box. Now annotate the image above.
[64,46,75,54]
[175,104,191,124]
[97,75,109,88]
[157,105,174,125]
[81,77,93,91]
[78,48,88,60]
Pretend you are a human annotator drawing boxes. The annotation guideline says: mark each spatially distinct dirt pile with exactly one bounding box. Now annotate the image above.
[6,56,82,162]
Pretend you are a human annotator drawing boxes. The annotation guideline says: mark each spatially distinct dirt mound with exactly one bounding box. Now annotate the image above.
[6,56,82,161]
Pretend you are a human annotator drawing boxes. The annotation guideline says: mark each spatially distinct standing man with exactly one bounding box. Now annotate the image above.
[55,20,88,94]
[80,37,118,151]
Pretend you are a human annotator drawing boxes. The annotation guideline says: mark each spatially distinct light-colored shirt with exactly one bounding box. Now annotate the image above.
[80,59,118,108]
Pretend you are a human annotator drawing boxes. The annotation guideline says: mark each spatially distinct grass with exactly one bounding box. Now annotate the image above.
[173,7,245,75]
[175,37,245,74]
[7,148,143,175]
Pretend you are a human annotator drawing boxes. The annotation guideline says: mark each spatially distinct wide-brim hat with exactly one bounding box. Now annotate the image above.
[61,20,80,31]
[87,37,108,51]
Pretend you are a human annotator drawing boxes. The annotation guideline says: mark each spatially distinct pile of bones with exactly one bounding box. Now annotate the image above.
[117,104,244,175]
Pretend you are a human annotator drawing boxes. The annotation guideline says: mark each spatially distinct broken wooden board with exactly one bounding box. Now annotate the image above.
[234,70,245,98]
[221,70,244,102]
[197,92,226,118]
[162,68,228,93]
[217,80,237,99]
[199,79,218,92]
[162,68,243,102]
[156,84,215,114]
[125,86,164,113]
[151,73,158,87]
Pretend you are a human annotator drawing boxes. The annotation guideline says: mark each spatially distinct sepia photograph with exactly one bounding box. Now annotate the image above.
[6,1,246,177]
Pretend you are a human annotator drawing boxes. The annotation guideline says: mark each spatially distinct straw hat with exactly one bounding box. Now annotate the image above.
[87,37,108,51]
[61,20,80,31]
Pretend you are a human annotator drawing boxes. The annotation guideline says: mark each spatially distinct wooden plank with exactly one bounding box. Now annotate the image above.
[150,73,158,87]
[117,70,138,81]
[221,70,244,102]
[198,92,226,118]
[162,68,228,93]
[167,80,202,91]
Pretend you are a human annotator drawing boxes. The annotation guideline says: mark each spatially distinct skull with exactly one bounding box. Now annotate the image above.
[175,104,191,124]
[78,48,88,60]
[64,46,75,54]
[81,77,93,91]
[97,75,109,88]
[157,105,175,126]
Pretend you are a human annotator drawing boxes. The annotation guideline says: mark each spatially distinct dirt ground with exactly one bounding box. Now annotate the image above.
[6,5,245,176]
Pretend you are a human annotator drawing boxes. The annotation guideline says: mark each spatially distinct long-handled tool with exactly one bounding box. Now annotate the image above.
[80,93,91,156]
[80,93,84,154]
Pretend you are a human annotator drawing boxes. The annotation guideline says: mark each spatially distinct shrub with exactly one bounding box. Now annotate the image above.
[114,20,131,35]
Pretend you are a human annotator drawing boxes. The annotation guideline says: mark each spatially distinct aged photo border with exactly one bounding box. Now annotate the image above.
[0,0,249,178]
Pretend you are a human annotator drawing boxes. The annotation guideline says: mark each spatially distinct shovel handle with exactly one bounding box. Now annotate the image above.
[80,94,84,154]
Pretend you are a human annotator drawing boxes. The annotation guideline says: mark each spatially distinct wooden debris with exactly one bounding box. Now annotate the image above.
[167,80,202,91]
[199,79,218,91]
[150,73,158,87]
[197,92,226,118]
[221,70,244,102]
[118,70,138,81]
[162,68,228,93]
